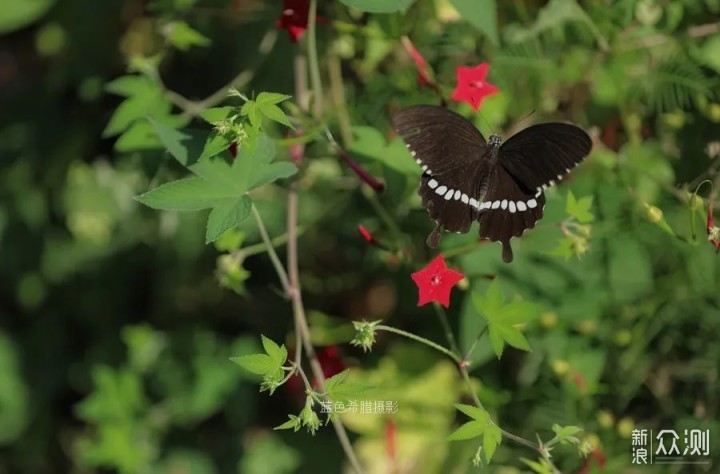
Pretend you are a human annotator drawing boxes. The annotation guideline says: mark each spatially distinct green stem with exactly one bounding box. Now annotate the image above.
[307,0,323,118]
[375,325,460,363]
[462,324,488,362]
[432,304,461,357]
[251,204,291,295]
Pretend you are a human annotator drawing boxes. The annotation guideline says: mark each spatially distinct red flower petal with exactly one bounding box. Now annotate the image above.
[451,62,499,111]
[275,0,327,43]
[228,141,238,158]
[411,254,465,308]
[401,36,432,88]
[358,225,375,244]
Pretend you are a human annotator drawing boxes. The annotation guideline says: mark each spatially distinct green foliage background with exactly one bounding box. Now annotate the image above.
[1,0,720,472]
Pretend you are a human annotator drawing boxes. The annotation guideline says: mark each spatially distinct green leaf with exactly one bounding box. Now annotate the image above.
[500,301,539,325]
[450,0,499,45]
[483,423,502,463]
[496,325,531,352]
[488,325,505,358]
[250,162,298,190]
[256,92,292,105]
[257,102,294,129]
[241,101,261,129]
[339,0,415,13]
[274,415,301,431]
[473,279,504,321]
[325,369,372,403]
[104,92,170,137]
[136,178,236,211]
[205,196,253,243]
[105,75,155,98]
[165,21,211,51]
[566,190,594,223]
[454,404,489,422]
[230,354,275,375]
[0,0,55,34]
[200,107,235,125]
[199,131,231,161]
[552,424,583,439]
[448,421,486,441]
[261,335,288,366]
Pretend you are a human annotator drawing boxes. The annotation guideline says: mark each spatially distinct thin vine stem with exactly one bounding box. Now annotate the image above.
[432,304,461,356]
[375,325,461,363]
[251,204,291,295]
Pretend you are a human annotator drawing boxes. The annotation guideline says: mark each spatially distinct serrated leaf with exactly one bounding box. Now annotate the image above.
[241,101,261,128]
[566,190,594,223]
[230,354,275,375]
[552,424,583,438]
[454,404,489,422]
[257,102,294,129]
[483,423,502,463]
[205,196,253,243]
[448,421,486,441]
[136,177,236,211]
[200,107,235,124]
[339,0,416,13]
[199,131,231,161]
[104,92,169,137]
[261,335,288,366]
[450,0,499,45]
[250,162,298,190]
[324,369,371,403]
[256,92,292,105]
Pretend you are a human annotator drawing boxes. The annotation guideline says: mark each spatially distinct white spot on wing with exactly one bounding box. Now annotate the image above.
[428,179,438,188]
[517,201,527,211]
[461,194,469,204]
[491,201,501,209]
[470,198,479,208]
[501,199,508,210]
[453,190,461,200]
[444,188,454,200]
[509,201,516,213]
[436,185,447,195]
[528,199,537,209]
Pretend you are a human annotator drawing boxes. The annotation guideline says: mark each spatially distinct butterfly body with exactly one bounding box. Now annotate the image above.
[393,105,591,263]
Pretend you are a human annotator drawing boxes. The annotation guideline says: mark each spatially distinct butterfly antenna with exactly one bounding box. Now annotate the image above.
[517,109,536,124]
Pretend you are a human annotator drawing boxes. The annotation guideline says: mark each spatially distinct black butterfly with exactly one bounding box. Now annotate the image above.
[392,105,592,263]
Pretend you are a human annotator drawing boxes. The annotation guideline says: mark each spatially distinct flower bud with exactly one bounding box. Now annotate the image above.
[642,202,663,223]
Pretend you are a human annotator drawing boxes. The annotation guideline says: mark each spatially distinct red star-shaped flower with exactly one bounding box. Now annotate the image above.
[451,63,499,111]
[411,254,465,308]
[707,199,720,250]
[275,0,311,43]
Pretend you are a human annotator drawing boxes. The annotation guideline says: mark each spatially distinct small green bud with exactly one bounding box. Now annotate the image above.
[642,203,663,223]
[350,320,382,353]
[299,398,321,435]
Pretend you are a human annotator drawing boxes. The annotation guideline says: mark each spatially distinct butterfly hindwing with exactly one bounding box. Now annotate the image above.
[499,123,591,193]
[477,167,546,263]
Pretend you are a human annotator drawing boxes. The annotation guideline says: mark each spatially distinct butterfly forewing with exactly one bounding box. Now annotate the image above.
[394,104,591,262]
[393,105,490,240]
[499,123,592,193]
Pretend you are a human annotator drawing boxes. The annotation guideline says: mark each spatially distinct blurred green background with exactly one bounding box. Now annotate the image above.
[1,0,720,473]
